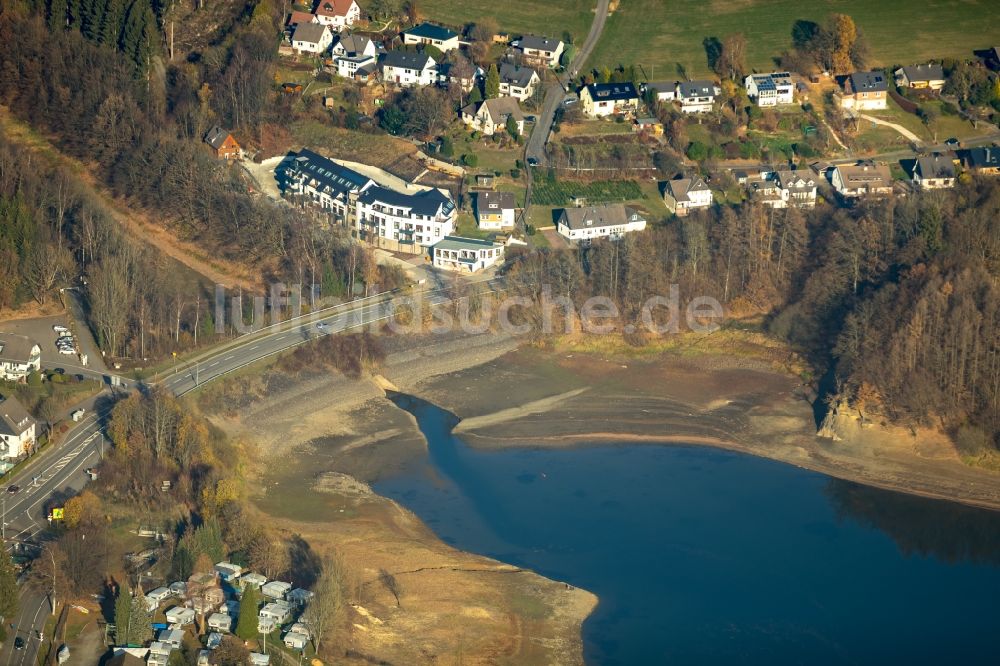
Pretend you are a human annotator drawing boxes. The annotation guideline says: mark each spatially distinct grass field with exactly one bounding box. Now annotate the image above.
[413,0,594,44]
[531,178,643,205]
[588,0,1000,79]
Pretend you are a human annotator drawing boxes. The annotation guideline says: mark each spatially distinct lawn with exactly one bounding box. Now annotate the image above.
[588,0,1000,79]
[531,178,643,205]
[413,0,594,45]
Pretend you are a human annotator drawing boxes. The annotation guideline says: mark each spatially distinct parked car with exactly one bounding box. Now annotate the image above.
[52,325,69,333]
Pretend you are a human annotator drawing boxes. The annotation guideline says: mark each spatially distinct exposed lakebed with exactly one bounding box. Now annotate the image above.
[376,394,1000,664]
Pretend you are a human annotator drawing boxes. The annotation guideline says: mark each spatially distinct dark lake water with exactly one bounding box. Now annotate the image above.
[375,395,1000,665]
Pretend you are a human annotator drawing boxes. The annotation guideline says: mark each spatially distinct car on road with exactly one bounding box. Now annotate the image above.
[316,321,328,329]
[7,485,19,494]
[944,138,960,147]
[14,636,25,650]
[527,157,539,167]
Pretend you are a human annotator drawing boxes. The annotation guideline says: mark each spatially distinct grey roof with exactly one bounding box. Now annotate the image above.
[559,204,644,231]
[665,177,709,203]
[898,64,945,83]
[0,396,34,438]
[287,148,374,198]
[435,236,502,252]
[775,170,815,192]
[915,154,956,179]
[518,35,562,52]
[848,71,888,94]
[585,82,638,102]
[499,63,537,88]
[203,126,232,150]
[477,190,515,211]
[380,50,433,70]
[462,97,524,123]
[359,186,455,217]
[678,80,717,99]
[336,33,373,56]
[404,22,457,41]
[835,162,892,188]
[0,333,39,365]
[293,22,328,45]
[966,146,1000,169]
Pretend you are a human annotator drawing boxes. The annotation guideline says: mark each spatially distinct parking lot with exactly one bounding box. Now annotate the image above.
[0,293,107,376]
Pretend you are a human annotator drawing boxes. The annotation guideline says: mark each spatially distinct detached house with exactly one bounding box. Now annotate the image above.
[838,71,888,110]
[461,97,525,136]
[645,81,678,102]
[402,22,460,52]
[498,63,540,101]
[0,333,41,381]
[0,396,35,461]
[912,154,956,189]
[557,204,647,242]
[515,35,564,68]
[580,82,639,118]
[380,51,437,87]
[963,145,1000,175]
[745,72,794,106]
[894,64,946,91]
[750,171,817,208]
[831,161,893,198]
[333,34,379,80]
[662,176,713,216]
[676,80,719,113]
[475,190,516,230]
[291,22,333,54]
[312,0,360,28]
[432,236,506,273]
[204,126,240,160]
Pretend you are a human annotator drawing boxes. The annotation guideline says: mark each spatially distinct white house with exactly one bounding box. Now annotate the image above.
[146,587,172,604]
[158,629,185,650]
[283,632,309,650]
[312,0,360,29]
[283,149,457,254]
[912,154,956,190]
[838,71,888,111]
[676,80,719,113]
[645,81,677,102]
[0,396,35,461]
[259,601,292,624]
[432,236,505,273]
[498,63,540,101]
[214,562,243,583]
[831,161,893,198]
[515,35,564,68]
[402,22,460,52]
[207,613,232,633]
[662,177,713,216]
[0,333,41,381]
[476,191,516,230]
[556,204,647,242]
[291,22,333,54]
[257,616,277,635]
[750,171,817,208]
[261,581,292,600]
[380,51,438,87]
[332,33,376,58]
[148,642,173,658]
[894,64,946,91]
[164,606,196,626]
[460,96,525,136]
[745,72,794,106]
[337,53,376,79]
[239,573,267,591]
[579,82,640,118]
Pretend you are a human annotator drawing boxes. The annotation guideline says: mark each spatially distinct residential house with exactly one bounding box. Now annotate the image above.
[838,71,888,110]
[332,32,376,58]
[775,170,818,208]
[745,72,794,106]
[676,80,719,113]
[579,82,640,118]
[312,0,360,29]
[662,177,713,216]
[402,22,460,52]
[964,145,1000,175]
[158,629,185,650]
[214,562,243,583]
[284,632,309,650]
[893,64,946,91]
[912,154,956,189]
[437,62,484,93]
[0,333,41,381]
[831,161,893,198]
[514,35,564,68]
[645,81,677,102]
[461,96,525,135]
[207,613,233,633]
[259,601,292,624]
[164,606,196,626]
[291,22,333,54]
[476,190,516,230]
[286,11,316,28]
[432,236,505,273]
[748,178,784,208]
[148,642,173,660]
[337,53,377,80]
[283,149,456,253]
[556,204,647,242]
[498,63,540,101]
[262,581,292,600]
[380,51,437,87]
[0,396,35,461]
[146,587,172,605]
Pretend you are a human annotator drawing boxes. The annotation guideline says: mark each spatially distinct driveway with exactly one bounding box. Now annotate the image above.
[859,113,923,143]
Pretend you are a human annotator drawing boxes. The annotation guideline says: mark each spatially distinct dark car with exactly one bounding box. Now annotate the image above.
[944,138,960,147]
[6,485,19,494]
[527,157,539,167]
[14,636,25,649]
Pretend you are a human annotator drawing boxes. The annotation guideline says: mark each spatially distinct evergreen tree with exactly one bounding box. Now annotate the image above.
[468,84,483,104]
[48,0,68,30]
[99,0,125,47]
[0,547,18,640]
[114,587,151,646]
[235,586,261,640]
[485,64,500,99]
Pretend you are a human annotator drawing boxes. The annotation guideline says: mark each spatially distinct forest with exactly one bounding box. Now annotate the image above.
[504,180,1000,452]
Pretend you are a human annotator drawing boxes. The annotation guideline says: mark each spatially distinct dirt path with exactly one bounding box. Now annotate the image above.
[0,107,260,292]
[859,113,923,143]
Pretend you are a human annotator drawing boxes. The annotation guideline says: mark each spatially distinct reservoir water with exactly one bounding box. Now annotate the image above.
[376,395,1000,664]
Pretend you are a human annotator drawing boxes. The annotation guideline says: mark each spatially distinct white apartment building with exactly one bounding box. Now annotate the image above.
[556,204,647,242]
[432,236,505,273]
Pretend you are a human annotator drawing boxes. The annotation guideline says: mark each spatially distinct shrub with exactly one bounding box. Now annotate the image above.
[463,153,479,166]
[510,168,521,178]
[686,141,708,161]
[27,371,41,387]
[955,425,991,457]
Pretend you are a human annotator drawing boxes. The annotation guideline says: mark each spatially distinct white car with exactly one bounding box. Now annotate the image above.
[58,348,76,355]
[53,325,69,333]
